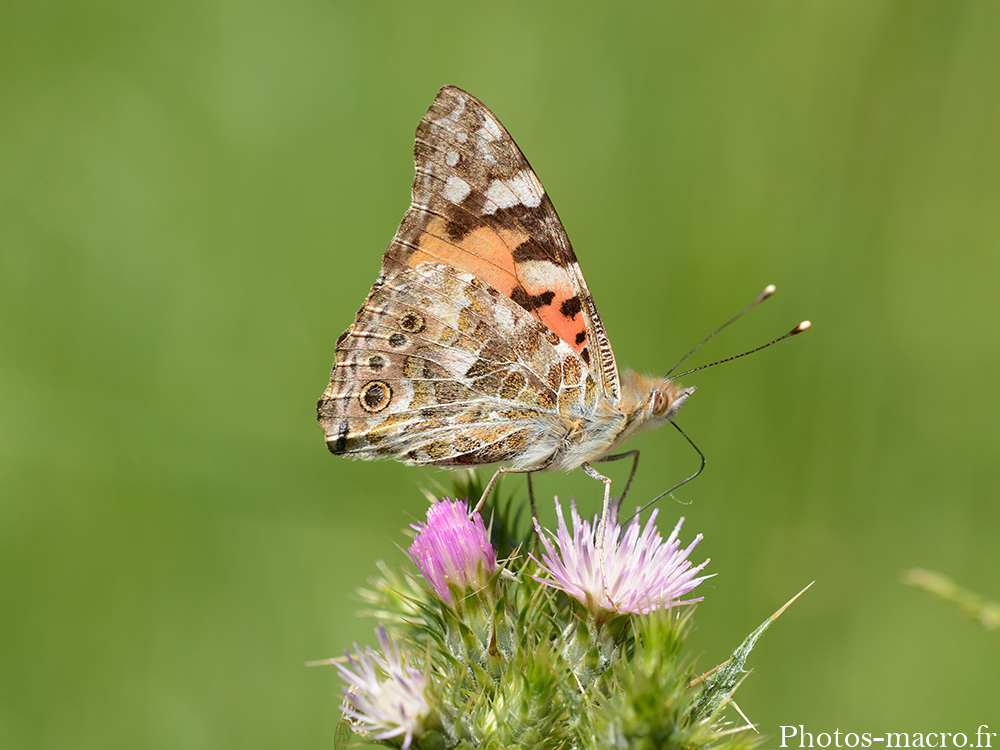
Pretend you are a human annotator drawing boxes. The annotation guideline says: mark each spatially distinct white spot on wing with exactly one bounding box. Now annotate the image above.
[456,132,468,143]
[480,116,503,140]
[494,300,516,333]
[485,180,519,211]
[445,151,460,167]
[480,171,544,214]
[516,259,570,291]
[508,172,543,207]
[442,175,471,204]
[468,130,497,165]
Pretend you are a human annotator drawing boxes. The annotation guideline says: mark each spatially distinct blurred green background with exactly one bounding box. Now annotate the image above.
[3,1,999,748]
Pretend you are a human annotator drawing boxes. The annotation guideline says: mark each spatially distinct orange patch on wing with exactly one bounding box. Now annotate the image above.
[515,263,588,354]
[411,217,589,354]
[536,290,587,355]
[411,217,521,298]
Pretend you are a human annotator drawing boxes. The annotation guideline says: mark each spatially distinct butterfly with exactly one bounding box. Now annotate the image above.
[317,85,697,519]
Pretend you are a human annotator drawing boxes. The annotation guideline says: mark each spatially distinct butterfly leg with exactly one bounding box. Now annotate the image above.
[526,473,539,531]
[581,461,615,597]
[595,449,640,520]
[473,462,551,516]
[581,461,614,540]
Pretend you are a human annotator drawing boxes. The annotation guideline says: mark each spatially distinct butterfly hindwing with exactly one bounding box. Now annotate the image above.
[319,260,598,467]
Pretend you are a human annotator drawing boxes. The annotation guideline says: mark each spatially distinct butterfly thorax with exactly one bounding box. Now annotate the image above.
[515,371,690,476]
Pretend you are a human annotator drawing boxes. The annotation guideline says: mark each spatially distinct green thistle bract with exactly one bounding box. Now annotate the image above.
[332,488,791,750]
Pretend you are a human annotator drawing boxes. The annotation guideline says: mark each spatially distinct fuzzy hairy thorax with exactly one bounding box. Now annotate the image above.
[537,370,694,473]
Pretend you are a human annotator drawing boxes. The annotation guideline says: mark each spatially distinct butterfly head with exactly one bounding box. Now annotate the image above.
[648,379,696,428]
[653,380,695,420]
[620,371,695,435]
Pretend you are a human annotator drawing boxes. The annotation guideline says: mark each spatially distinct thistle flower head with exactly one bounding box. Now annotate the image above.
[408,498,497,606]
[334,626,429,748]
[533,499,711,616]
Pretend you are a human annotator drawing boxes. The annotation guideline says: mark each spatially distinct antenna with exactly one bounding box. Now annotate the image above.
[629,293,811,520]
[666,284,777,377]
[624,319,810,521]
[671,320,810,380]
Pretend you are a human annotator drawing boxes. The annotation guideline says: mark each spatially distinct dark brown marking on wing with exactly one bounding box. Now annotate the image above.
[560,296,582,318]
[511,238,556,264]
[359,381,392,412]
[332,419,349,454]
[510,287,556,312]
[398,312,426,333]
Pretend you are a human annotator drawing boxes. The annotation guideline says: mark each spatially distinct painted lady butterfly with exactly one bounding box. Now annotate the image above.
[318,86,710,516]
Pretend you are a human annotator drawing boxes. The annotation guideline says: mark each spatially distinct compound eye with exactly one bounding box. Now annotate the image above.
[653,390,671,416]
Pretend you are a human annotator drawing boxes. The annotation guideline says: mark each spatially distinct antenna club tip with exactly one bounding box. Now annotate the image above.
[795,320,812,333]
[763,284,777,297]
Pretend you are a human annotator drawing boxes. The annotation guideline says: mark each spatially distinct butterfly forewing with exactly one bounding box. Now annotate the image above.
[393,86,619,399]
[318,254,600,468]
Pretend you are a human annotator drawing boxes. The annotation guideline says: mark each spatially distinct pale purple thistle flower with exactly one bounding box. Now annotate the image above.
[334,626,429,749]
[408,498,497,605]
[533,499,711,615]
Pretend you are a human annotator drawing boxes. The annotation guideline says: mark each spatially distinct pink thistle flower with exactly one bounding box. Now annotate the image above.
[408,498,497,605]
[533,499,711,616]
[334,626,429,748]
